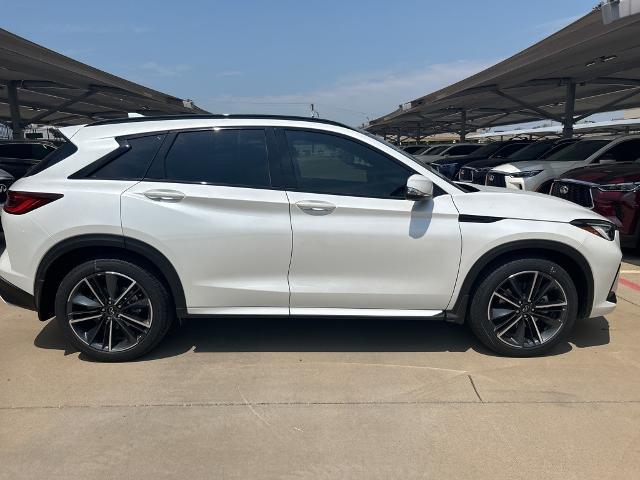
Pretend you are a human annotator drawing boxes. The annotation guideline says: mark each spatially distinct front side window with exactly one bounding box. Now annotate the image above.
[285,130,412,198]
[160,129,270,188]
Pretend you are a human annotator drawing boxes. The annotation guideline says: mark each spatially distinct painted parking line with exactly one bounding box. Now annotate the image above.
[620,270,640,274]
[619,276,640,291]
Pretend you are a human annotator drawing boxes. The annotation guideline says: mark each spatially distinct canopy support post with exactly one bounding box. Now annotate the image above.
[7,81,24,140]
[562,82,576,138]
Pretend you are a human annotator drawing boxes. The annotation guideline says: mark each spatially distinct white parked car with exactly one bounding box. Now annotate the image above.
[0,115,621,361]
[415,143,481,164]
[485,136,640,192]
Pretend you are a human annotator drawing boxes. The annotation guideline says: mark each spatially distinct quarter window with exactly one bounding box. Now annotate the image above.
[285,130,412,198]
[91,134,165,180]
[160,129,271,188]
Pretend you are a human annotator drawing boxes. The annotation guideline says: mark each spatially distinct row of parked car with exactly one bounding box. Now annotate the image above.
[405,135,640,248]
[0,140,60,225]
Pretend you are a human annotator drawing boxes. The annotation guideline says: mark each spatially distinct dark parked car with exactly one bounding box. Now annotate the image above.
[458,138,578,184]
[402,145,428,155]
[0,167,15,231]
[551,161,640,248]
[0,141,57,179]
[430,140,531,179]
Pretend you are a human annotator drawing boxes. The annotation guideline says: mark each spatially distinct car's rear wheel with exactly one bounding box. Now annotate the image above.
[55,258,173,361]
[468,258,578,357]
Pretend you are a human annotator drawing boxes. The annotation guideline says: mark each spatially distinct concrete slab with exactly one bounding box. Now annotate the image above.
[0,247,639,478]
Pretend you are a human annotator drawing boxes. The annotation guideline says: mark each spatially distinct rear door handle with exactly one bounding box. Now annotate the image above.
[143,189,185,202]
[296,200,336,215]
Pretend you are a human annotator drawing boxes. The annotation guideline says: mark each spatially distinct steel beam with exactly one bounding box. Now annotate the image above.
[562,82,576,138]
[29,90,96,124]
[494,89,564,123]
[7,81,23,139]
[573,87,640,122]
[459,110,467,141]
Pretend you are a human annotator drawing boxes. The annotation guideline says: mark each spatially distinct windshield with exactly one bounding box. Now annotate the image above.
[506,140,556,161]
[360,130,463,192]
[403,146,425,154]
[491,142,531,158]
[424,145,448,155]
[466,142,504,159]
[539,140,576,159]
[545,140,610,162]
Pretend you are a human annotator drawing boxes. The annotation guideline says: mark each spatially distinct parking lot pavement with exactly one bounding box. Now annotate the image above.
[0,254,639,479]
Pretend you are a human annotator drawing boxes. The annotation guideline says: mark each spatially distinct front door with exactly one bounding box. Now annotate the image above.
[280,129,462,314]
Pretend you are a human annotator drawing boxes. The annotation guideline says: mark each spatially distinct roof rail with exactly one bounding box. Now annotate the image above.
[86,114,356,131]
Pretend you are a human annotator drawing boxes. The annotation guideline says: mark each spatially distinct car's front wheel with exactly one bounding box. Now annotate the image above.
[468,258,578,357]
[55,258,173,362]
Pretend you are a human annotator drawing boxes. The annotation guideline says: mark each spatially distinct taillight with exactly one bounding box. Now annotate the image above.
[3,191,63,215]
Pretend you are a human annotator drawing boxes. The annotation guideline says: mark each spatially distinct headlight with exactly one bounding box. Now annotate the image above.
[570,219,616,241]
[508,170,543,178]
[597,182,640,192]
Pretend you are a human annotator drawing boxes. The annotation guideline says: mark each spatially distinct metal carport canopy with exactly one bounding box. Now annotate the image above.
[365,5,640,140]
[0,28,208,137]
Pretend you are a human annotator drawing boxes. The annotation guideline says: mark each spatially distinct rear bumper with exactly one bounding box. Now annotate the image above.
[0,275,36,311]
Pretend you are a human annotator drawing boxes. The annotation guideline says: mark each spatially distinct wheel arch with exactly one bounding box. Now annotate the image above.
[35,234,187,321]
[447,240,593,323]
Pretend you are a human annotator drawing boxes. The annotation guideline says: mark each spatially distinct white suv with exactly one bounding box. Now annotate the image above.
[486,136,640,192]
[0,115,621,361]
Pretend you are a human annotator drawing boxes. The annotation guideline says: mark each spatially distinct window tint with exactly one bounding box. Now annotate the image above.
[25,141,77,177]
[161,129,270,187]
[446,145,479,155]
[538,140,577,159]
[492,143,531,158]
[546,140,609,161]
[91,134,165,180]
[507,140,556,161]
[467,142,505,158]
[597,139,640,162]
[285,130,412,198]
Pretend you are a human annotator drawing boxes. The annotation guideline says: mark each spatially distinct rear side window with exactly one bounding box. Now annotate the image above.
[90,134,165,180]
[25,141,77,177]
[158,129,270,188]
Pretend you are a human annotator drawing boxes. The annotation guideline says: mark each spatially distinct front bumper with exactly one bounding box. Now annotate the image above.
[0,275,36,311]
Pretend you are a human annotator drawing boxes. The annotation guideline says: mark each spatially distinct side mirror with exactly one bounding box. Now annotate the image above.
[406,174,433,200]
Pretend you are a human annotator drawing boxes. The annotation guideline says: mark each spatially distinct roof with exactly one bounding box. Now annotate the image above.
[366,6,640,137]
[0,28,208,126]
[85,114,355,130]
[468,118,640,139]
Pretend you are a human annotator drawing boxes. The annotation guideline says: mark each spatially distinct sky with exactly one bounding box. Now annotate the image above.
[1,0,603,126]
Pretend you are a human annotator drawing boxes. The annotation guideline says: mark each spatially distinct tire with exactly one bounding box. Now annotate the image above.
[55,258,174,362]
[468,257,578,357]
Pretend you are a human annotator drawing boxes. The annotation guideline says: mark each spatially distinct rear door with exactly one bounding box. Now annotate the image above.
[121,127,292,314]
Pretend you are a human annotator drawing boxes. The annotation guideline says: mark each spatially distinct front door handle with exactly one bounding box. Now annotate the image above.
[296,200,336,215]
[143,189,185,202]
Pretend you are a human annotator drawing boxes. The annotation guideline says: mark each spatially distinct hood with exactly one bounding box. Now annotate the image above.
[491,160,580,173]
[431,155,489,166]
[464,156,541,170]
[452,186,607,223]
[415,154,444,163]
[558,162,640,185]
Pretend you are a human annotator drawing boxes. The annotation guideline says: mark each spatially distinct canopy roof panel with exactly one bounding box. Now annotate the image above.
[0,28,208,127]
[366,6,640,137]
